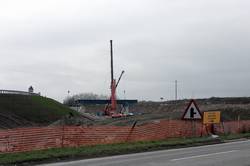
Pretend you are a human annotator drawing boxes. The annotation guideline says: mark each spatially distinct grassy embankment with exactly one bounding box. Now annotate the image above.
[0,94,79,127]
[1,132,250,165]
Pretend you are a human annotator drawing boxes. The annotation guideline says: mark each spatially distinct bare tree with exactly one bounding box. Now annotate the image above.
[63,92,109,106]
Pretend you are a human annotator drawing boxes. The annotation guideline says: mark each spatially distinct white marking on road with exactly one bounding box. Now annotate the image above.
[171,150,238,161]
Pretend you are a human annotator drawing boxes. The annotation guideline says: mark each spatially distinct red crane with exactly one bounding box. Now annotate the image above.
[104,40,125,116]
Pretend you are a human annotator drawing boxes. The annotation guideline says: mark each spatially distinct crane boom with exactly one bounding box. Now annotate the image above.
[116,70,125,88]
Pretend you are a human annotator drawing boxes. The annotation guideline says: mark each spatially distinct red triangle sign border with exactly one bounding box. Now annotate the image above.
[181,99,203,120]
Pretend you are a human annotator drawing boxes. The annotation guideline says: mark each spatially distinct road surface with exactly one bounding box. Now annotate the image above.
[42,140,250,166]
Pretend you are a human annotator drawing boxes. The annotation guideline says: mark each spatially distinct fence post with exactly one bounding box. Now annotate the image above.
[126,121,137,142]
[6,135,9,153]
[238,115,240,133]
[61,125,64,148]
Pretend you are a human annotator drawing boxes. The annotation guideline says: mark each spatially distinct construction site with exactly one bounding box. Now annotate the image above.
[0,41,250,162]
[1,41,250,129]
[1,0,250,164]
[1,40,250,129]
[0,50,249,166]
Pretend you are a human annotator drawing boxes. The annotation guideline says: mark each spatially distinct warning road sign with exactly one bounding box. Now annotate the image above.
[182,99,202,120]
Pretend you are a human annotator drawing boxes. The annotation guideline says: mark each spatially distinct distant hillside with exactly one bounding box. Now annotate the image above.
[83,97,250,126]
[2,94,250,128]
[0,94,80,129]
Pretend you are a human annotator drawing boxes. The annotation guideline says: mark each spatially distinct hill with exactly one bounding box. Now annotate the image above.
[82,97,250,126]
[0,94,80,129]
[1,94,250,128]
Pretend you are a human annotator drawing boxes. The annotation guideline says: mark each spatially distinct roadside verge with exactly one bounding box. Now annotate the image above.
[1,132,250,165]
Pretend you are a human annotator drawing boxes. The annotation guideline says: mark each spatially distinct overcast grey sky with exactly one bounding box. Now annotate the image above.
[0,0,250,102]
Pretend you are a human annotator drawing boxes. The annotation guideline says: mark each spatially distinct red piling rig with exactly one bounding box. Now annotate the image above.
[111,79,117,111]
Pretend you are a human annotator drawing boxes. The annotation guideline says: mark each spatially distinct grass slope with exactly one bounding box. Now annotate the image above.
[0,94,79,127]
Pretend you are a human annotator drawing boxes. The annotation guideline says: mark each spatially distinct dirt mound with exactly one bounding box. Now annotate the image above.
[83,97,250,126]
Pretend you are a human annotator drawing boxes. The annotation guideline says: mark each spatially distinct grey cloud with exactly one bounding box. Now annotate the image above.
[0,0,250,101]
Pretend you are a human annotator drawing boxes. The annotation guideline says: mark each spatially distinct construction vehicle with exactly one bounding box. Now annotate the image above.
[104,40,126,117]
[74,40,137,116]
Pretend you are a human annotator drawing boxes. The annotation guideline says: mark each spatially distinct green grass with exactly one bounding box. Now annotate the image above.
[0,94,79,126]
[220,132,250,140]
[1,133,250,165]
[0,137,211,165]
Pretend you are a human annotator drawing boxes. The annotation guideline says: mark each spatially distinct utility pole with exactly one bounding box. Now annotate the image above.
[175,80,177,101]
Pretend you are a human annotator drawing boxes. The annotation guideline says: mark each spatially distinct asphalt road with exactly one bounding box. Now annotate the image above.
[42,140,250,166]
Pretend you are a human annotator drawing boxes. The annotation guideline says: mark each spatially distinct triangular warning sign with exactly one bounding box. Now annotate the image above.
[182,99,202,120]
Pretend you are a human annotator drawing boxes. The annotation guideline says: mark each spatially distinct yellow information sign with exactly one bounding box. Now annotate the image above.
[203,111,221,124]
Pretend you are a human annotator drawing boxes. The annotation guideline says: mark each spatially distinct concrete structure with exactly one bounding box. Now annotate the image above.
[0,89,40,96]
[28,86,34,93]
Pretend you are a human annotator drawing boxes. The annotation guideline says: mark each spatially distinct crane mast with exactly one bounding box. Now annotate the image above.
[110,40,117,111]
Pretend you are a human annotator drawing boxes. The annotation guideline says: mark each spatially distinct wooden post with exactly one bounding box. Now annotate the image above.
[238,115,240,133]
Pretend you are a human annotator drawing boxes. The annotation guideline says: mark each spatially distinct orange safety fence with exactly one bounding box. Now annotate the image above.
[0,120,249,154]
